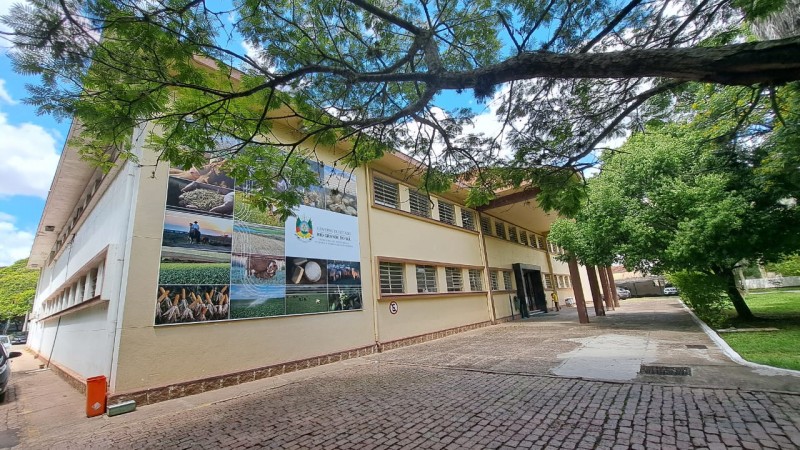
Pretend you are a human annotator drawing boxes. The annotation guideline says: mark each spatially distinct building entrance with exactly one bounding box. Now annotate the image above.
[512,263,548,314]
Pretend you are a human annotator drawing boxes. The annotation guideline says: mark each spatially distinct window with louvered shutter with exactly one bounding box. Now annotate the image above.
[494,221,506,239]
[416,265,438,292]
[520,231,529,246]
[374,177,398,209]
[543,274,553,290]
[480,216,491,234]
[535,235,544,249]
[379,262,404,294]
[490,271,499,290]
[502,271,512,290]
[438,200,455,225]
[461,209,475,231]
[468,269,483,291]
[445,267,463,292]
[508,227,518,243]
[409,190,431,218]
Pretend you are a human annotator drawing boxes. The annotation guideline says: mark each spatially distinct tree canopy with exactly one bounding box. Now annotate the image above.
[548,82,800,319]
[1,0,799,211]
[0,259,38,322]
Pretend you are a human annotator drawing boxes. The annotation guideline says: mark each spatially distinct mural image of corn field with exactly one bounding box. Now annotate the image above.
[155,284,230,324]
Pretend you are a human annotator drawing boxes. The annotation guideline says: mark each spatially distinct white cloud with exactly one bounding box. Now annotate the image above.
[0,79,17,105]
[0,213,34,266]
[0,111,60,198]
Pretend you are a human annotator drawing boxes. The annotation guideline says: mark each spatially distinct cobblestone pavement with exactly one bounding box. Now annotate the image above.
[6,298,800,449]
[17,362,800,449]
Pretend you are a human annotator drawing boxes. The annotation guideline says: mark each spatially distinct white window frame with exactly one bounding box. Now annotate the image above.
[373,177,399,209]
[445,267,463,292]
[416,265,438,293]
[468,269,483,291]
[438,200,456,225]
[379,262,404,294]
[409,190,432,218]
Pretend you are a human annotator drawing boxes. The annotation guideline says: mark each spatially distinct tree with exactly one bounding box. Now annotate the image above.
[548,83,800,320]
[0,259,39,332]
[1,0,799,211]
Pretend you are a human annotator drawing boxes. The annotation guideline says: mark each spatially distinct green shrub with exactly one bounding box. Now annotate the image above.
[667,271,731,327]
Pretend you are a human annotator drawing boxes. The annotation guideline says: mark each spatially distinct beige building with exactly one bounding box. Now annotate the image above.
[27,115,601,407]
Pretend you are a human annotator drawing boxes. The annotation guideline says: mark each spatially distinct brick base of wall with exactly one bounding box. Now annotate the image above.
[35,319,503,409]
[108,344,379,407]
[378,321,491,352]
[494,315,518,324]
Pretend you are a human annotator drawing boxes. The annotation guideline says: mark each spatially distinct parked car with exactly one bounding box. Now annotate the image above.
[10,333,27,345]
[663,286,679,295]
[616,287,631,299]
[0,346,22,402]
[0,336,10,354]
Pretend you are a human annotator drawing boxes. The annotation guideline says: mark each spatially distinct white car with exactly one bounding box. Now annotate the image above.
[0,336,10,354]
[663,286,679,295]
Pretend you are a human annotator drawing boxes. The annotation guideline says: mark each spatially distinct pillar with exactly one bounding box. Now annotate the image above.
[585,266,605,316]
[605,266,621,307]
[598,265,615,311]
[567,258,590,324]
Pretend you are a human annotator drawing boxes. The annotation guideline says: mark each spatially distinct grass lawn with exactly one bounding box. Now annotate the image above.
[720,289,800,371]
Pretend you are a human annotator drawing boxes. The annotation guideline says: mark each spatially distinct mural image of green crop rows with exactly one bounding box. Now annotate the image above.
[159,262,231,285]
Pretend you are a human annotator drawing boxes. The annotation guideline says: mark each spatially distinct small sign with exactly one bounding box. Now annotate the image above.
[389,301,398,314]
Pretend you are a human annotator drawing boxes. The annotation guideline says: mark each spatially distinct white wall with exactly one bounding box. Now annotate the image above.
[29,134,142,380]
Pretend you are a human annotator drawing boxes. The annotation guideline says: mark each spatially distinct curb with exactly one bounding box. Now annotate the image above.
[679,299,800,378]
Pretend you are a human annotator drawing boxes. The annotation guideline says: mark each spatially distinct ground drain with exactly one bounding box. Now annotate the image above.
[639,365,692,376]
[686,344,707,349]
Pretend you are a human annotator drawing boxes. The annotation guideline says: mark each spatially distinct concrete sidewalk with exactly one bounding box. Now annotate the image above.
[2,297,799,449]
[367,297,800,392]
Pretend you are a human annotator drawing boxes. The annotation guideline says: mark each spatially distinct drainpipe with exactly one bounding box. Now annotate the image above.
[363,167,381,349]
[476,213,496,324]
[108,125,148,393]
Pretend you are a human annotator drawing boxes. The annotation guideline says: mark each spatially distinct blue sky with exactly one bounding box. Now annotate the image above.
[0,3,67,266]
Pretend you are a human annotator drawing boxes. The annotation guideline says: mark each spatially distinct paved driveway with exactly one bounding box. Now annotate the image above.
[3,298,799,449]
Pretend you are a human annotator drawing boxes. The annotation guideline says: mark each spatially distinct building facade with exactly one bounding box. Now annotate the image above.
[27,118,598,406]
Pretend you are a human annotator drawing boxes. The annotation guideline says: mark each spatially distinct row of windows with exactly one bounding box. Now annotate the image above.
[479,216,557,252]
[379,262,484,294]
[40,260,105,317]
[380,262,569,296]
[373,176,476,231]
[543,274,572,290]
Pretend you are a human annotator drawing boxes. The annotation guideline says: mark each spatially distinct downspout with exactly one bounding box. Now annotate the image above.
[544,235,556,311]
[477,213,496,324]
[363,167,381,349]
[108,126,147,392]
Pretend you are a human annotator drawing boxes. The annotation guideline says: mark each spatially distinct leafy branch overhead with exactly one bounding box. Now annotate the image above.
[1,0,798,210]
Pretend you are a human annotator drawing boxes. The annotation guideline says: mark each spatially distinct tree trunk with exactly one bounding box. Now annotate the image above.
[720,267,755,321]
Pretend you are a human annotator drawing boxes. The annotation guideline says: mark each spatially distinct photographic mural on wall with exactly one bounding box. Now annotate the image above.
[155,159,362,325]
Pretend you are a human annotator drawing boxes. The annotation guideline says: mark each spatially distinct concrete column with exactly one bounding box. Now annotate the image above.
[598,265,615,311]
[585,266,605,316]
[606,266,621,307]
[567,258,589,324]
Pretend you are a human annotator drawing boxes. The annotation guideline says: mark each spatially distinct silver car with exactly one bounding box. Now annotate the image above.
[0,346,22,402]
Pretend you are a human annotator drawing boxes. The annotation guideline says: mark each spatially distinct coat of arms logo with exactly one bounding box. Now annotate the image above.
[295,216,313,241]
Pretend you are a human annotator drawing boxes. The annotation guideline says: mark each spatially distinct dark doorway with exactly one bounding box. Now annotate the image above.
[512,263,548,313]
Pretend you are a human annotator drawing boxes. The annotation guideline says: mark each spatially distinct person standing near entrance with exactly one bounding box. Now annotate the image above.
[551,291,560,311]
[518,295,530,318]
